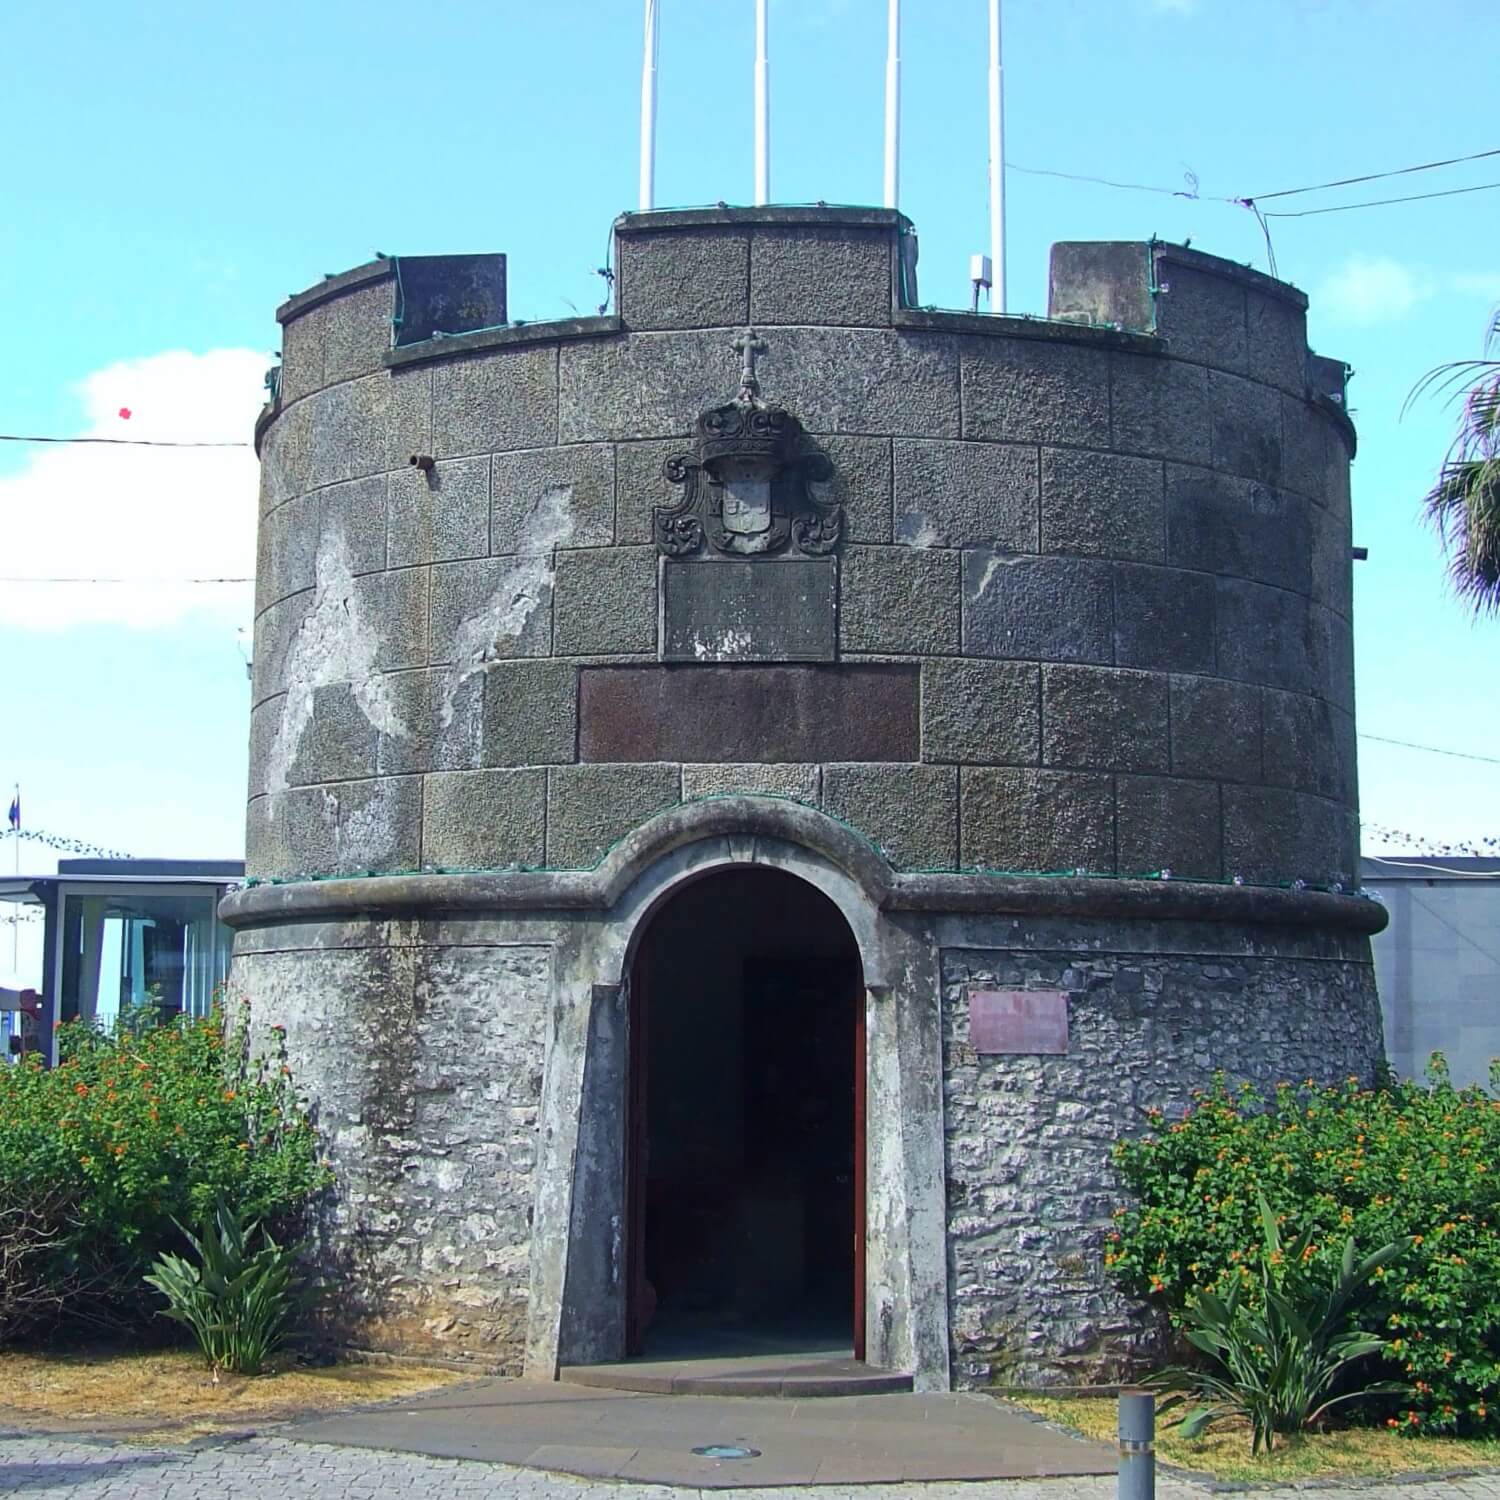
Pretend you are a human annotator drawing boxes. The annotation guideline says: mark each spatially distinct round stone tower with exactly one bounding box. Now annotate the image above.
[224,207,1385,1389]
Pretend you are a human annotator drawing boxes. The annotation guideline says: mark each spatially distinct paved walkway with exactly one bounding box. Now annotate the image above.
[4,1433,1500,1499]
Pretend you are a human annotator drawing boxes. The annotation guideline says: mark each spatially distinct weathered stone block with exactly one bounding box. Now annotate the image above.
[323,280,396,385]
[259,398,313,510]
[423,768,547,868]
[961,768,1116,872]
[1109,352,1211,465]
[308,371,430,487]
[560,331,728,444]
[387,458,489,568]
[660,559,836,663]
[1246,290,1307,396]
[682,763,820,803]
[1223,785,1350,884]
[1262,688,1348,801]
[1308,500,1354,619]
[432,347,558,458]
[288,683,379,786]
[618,227,750,330]
[1210,371,1283,486]
[1042,665,1169,772]
[1169,675,1262,782]
[1041,449,1164,562]
[1214,578,1312,693]
[430,556,553,666]
[894,440,1038,551]
[1153,260,1247,373]
[553,547,657,656]
[546,763,681,867]
[1113,563,1215,673]
[246,696,282,800]
[614,437,684,544]
[1308,602,1355,713]
[319,475,388,578]
[278,305,324,404]
[249,775,422,879]
[251,592,312,709]
[822,763,958,869]
[1282,396,1345,512]
[264,492,318,606]
[481,659,578,767]
[750,225,893,327]
[842,546,960,654]
[351,566,429,671]
[764,329,960,438]
[492,445,614,553]
[1116,774,1222,878]
[920,659,1040,765]
[375,669,483,777]
[1165,466,1311,595]
[810,433,893,543]
[579,663,916,762]
[964,553,1113,664]
[960,339,1111,446]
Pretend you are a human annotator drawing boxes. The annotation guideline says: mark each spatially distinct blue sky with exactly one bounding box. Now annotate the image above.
[2,0,1497,922]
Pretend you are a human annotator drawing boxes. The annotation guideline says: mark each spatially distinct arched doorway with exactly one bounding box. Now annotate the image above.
[625,866,865,1360]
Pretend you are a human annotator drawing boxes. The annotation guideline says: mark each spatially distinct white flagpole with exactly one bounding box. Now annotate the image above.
[640,0,659,212]
[988,0,1006,311]
[883,0,900,209]
[754,0,770,205]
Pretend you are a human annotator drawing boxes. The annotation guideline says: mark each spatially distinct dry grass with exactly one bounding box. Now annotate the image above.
[0,1347,471,1442]
[1006,1395,1500,1484]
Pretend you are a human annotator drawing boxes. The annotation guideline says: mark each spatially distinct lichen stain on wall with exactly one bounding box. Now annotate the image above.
[265,530,409,797]
[439,484,577,729]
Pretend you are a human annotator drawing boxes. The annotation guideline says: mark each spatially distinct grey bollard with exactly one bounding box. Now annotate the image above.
[1118,1388,1155,1500]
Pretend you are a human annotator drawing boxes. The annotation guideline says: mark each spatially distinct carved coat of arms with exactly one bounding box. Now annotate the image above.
[653,330,844,559]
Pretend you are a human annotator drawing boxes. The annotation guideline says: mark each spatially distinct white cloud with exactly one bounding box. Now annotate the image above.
[0,349,266,631]
[1315,254,1431,327]
[1449,271,1500,303]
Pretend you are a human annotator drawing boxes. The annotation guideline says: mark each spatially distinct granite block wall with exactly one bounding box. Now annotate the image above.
[248,210,1359,890]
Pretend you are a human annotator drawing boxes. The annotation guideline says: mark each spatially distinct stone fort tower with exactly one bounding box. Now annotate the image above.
[224,207,1386,1390]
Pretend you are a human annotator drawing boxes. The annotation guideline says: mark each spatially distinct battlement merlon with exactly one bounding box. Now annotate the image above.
[264,208,1352,456]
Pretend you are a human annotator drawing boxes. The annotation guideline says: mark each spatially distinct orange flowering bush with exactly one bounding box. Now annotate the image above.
[1109,1062,1500,1438]
[0,1002,326,1340]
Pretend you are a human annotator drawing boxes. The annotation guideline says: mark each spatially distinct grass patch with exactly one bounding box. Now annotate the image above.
[1005,1395,1500,1485]
[0,1348,470,1443]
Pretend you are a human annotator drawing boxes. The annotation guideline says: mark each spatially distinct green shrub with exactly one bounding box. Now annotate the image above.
[1109,1063,1500,1437]
[145,1200,304,1374]
[1152,1192,1408,1452]
[0,1002,327,1339]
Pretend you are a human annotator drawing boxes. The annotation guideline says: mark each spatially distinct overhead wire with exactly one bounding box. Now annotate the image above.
[0,575,252,584]
[1261,179,1500,219]
[1246,146,1500,202]
[0,433,249,448]
[1358,733,1500,767]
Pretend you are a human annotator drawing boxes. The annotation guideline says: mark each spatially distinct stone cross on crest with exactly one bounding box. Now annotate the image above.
[733,328,767,401]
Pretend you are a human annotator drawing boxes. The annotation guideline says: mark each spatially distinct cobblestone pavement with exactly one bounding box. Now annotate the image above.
[3,1434,1500,1500]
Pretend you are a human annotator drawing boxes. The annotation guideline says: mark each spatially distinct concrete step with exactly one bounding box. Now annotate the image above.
[559,1353,915,1398]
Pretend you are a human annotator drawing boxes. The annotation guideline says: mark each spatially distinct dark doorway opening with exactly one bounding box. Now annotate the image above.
[626,867,864,1360]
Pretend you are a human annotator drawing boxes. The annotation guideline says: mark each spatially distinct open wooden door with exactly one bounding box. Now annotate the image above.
[624,955,650,1357]
[853,980,867,1362]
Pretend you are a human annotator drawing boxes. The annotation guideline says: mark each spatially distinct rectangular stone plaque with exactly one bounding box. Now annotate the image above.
[579,663,919,763]
[968,988,1069,1055]
[660,557,836,663]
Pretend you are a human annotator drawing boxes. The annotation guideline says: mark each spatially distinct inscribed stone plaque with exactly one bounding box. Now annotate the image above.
[660,558,836,663]
[968,988,1069,1055]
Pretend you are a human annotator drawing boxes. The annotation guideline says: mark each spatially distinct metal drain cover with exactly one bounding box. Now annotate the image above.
[692,1445,760,1460]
